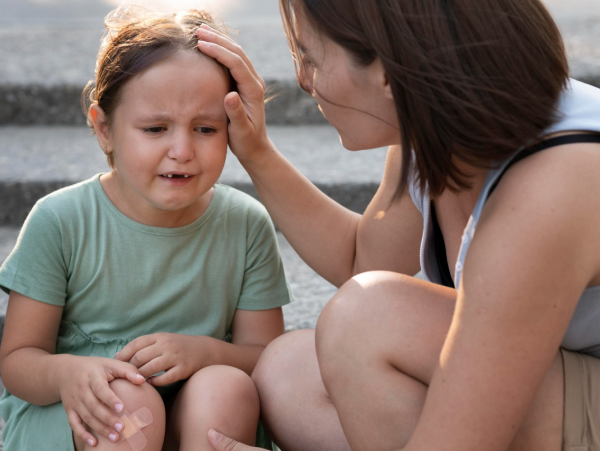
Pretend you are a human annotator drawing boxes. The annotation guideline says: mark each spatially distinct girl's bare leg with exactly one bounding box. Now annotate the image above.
[165,365,259,451]
[252,330,351,451]
[74,379,166,451]
[316,271,564,451]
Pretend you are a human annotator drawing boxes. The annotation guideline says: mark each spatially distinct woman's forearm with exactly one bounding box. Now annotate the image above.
[240,141,361,287]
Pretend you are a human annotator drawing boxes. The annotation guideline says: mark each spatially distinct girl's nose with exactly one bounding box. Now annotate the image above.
[167,133,195,163]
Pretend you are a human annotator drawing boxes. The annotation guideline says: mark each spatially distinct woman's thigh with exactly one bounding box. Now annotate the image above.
[316,271,563,451]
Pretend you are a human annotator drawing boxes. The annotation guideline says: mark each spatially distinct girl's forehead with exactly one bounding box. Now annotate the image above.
[117,51,229,119]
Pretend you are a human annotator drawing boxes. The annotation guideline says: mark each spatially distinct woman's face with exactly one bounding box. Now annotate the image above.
[294,11,400,150]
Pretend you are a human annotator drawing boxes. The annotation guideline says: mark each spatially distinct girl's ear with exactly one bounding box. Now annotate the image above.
[90,105,112,153]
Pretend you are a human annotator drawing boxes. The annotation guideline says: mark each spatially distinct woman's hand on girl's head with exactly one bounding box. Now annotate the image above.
[196,25,275,165]
[58,356,145,447]
[115,333,211,386]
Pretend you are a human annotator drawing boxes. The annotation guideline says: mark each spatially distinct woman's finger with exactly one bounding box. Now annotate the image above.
[67,409,98,448]
[197,25,265,89]
[115,335,157,362]
[197,40,265,104]
[208,429,265,451]
[224,92,256,135]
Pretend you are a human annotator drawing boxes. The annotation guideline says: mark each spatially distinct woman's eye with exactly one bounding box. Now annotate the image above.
[198,126,216,134]
[144,127,165,134]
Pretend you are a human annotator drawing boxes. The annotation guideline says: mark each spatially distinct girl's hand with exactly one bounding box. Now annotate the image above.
[115,333,211,386]
[208,429,267,451]
[196,25,275,164]
[58,356,145,447]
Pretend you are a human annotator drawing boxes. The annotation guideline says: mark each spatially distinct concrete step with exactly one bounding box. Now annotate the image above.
[0,125,388,226]
[0,7,599,126]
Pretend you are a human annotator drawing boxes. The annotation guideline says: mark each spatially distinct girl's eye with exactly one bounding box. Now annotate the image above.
[198,126,216,134]
[144,127,165,134]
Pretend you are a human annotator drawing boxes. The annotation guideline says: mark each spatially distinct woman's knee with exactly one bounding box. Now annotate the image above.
[252,329,315,396]
[316,271,412,356]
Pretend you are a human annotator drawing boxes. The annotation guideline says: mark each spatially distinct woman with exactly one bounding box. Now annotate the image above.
[198,0,600,449]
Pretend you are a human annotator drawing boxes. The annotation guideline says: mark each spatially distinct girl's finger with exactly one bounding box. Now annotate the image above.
[78,403,121,444]
[85,392,124,438]
[146,367,179,387]
[92,379,125,415]
[105,360,146,385]
[67,410,98,448]
[196,25,265,89]
[137,355,171,379]
[126,344,161,369]
[115,334,157,362]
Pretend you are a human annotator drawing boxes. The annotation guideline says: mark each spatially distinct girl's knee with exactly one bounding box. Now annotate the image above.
[184,365,259,416]
[104,379,166,449]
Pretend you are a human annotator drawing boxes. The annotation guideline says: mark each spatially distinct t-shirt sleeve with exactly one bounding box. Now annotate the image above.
[236,206,293,311]
[0,201,68,305]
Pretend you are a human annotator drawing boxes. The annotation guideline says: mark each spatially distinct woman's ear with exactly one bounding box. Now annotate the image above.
[369,57,394,100]
[89,104,112,153]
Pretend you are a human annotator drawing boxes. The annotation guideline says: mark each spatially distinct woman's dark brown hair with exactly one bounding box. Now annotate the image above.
[280,0,569,197]
[82,6,234,168]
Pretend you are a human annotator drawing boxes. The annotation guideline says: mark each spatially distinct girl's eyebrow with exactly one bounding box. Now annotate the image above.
[138,111,227,122]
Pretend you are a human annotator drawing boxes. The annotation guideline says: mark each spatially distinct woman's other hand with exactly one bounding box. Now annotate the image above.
[208,429,267,451]
[196,25,274,164]
[115,333,212,385]
[58,355,145,447]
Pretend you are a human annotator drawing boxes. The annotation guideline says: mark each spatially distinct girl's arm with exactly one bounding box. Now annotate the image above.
[404,147,600,450]
[0,291,146,445]
[196,27,422,287]
[115,307,284,383]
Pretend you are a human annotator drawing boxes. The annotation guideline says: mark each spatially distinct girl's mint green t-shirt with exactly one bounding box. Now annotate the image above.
[0,175,292,344]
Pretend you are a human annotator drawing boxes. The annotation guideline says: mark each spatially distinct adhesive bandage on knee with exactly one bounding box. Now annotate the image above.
[111,407,153,450]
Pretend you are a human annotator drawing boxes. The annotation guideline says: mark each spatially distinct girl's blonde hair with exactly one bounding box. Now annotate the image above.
[82,5,234,167]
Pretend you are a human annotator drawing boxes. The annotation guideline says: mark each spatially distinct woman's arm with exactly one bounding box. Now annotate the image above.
[197,27,422,286]
[404,147,600,450]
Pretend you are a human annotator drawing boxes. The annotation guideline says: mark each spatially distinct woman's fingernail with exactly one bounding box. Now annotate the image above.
[135,374,145,380]
[115,403,123,413]
[209,429,223,442]
[197,40,212,47]
[87,438,95,446]
[109,433,118,442]
[115,422,123,432]
[227,96,238,107]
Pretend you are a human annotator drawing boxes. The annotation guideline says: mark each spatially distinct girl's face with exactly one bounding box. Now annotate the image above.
[94,51,230,227]
[294,12,400,151]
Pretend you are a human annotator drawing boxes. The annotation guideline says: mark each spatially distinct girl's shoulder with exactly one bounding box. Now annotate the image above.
[34,175,104,220]
[212,184,272,223]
